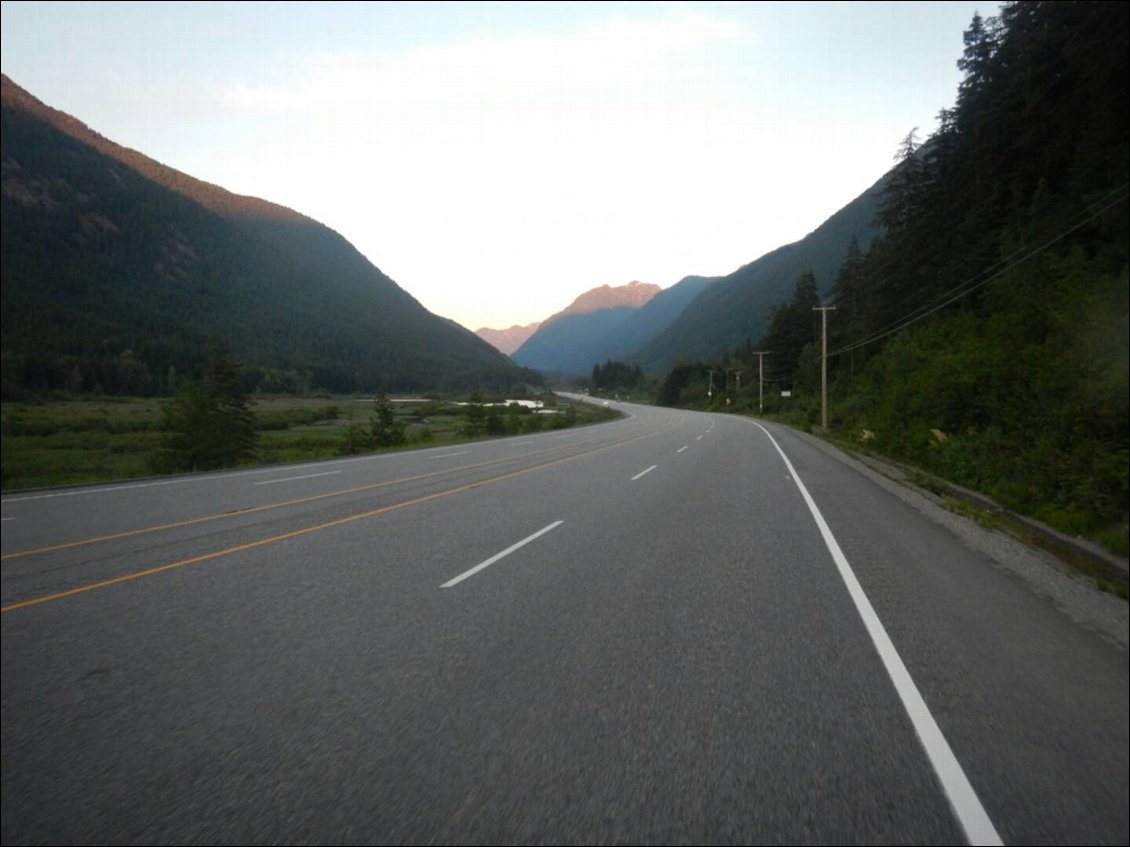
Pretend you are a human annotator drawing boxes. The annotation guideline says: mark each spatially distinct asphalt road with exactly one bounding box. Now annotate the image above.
[2,401,1127,845]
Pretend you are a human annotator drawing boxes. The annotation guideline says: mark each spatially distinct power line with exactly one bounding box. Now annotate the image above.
[845,9,1126,309]
[829,185,1129,358]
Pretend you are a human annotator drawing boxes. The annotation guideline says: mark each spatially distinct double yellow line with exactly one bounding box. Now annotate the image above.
[2,423,670,613]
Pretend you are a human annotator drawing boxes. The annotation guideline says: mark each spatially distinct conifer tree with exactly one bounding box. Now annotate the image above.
[370,393,406,447]
[153,341,257,472]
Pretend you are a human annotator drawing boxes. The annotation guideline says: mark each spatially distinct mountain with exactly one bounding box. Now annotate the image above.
[475,322,541,356]
[598,275,719,362]
[553,280,659,317]
[654,4,1128,556]
[0,74,536,397]
[632,175,885,374]
[511,281,660,376]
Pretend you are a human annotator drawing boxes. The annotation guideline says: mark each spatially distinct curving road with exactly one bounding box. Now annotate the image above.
[2,401,1127,845]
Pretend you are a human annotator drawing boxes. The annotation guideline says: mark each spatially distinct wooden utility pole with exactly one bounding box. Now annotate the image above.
[726,368,744,405]
[751,352,769,415]
[814,306,836,430]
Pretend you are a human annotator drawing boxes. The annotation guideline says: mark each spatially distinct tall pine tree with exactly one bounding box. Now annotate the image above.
[153,341,257,472]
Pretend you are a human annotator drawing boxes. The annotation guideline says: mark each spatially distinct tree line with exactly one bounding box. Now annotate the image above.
[590,360,646,392]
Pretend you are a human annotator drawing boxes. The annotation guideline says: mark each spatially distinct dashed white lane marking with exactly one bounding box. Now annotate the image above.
[254,471,341,486]
[441,521,564,588]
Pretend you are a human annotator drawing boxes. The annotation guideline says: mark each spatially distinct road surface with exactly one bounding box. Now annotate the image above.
[2,401,1127,844]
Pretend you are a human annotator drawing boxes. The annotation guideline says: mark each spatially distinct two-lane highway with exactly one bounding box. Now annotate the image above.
[2,401,1126,844]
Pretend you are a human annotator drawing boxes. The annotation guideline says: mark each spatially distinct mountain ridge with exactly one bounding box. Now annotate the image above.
[474,323,542,356]
[0,74,308,226]
[510,281,660,375]
[1,74,534,396]
[631,175,885,373]
[548,281,660,322]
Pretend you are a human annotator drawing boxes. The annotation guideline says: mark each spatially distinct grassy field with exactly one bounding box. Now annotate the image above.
[0,394,619,491]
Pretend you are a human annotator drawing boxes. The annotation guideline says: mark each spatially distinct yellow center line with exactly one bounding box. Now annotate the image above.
[1,422,672,613]
[0,432,618,561]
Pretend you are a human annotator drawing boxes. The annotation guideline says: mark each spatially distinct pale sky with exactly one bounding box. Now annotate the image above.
[1,1,997,331]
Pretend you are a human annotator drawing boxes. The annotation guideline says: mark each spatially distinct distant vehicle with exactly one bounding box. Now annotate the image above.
[602,400,609,406]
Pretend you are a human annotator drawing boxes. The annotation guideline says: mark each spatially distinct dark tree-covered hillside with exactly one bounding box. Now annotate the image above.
[779,2,1127,552]
[0,75,540,398]
[667,2,1127,555]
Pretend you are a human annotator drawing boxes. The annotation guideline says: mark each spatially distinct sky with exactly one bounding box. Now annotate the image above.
[1,1,998,331]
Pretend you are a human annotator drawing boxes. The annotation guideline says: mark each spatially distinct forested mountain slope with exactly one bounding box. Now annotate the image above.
[600,275,719,364]
[674,2,1128,556]
[511,281,659,375]
[0,75,534,396]
[632,176,884,374]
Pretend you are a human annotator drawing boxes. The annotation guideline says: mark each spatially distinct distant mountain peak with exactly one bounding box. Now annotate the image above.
[510,281,664,375]
[561,281,660,317]
[474,322,542,356]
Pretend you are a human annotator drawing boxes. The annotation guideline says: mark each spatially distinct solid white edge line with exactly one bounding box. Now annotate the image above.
[631,465,658,481]
[748,420,1003,847]
[441,521,564,588]
[253,471,341,486]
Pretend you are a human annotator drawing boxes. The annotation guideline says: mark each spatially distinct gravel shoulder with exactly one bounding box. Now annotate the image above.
[789,427,1129,652]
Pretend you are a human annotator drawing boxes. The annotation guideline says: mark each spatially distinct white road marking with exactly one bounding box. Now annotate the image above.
[1,517,14,522]
[441,521,564,588]
[631,465,658,481]
[2,474,250,503]
[427,451,469,460]
[749,420,1002,847]
[677,446,688,453]
[254,471,341,486]
[0,452,401,503]
[696,435,703,441]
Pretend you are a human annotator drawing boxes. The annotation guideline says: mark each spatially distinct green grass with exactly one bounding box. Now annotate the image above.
[2,399,164,489]
[941,496,1006,532]
[1,394,620,491]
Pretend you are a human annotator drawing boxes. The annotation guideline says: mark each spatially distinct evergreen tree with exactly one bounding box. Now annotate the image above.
[462,392,486,438]
[877,128,924,234]
[153,342,257,472]
[590,359,646,392]
[816,2,1129,550]
[202,341,258,464]
[656,362,708,407]
[757,270,820,390]
[485,406,506,436]
[830,239,866,372]
[370,392,406,447]
[955,12,1000,121]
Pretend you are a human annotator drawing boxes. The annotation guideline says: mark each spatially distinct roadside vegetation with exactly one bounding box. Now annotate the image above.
[656,3,1128,566]
[1,389,619,492]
